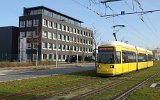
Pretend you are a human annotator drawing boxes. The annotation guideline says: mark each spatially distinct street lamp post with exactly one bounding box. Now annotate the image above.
[35,27,39,66]
[56,19,65,68]
[56,28,58,68]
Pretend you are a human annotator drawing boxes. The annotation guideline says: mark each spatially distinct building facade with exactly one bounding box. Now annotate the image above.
[19,6,93,62]
[153,48,160,61]
[0,26,19,61]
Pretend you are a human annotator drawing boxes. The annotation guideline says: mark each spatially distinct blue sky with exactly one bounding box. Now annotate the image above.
[0,0,160,49]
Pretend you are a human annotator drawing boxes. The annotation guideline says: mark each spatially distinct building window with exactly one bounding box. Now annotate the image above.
[67,45,70,51]
[62,45,66,51]
[62,25,66,31]
[74,37,76,42]
[66,26,69,32]
[43,19,47,27]
[74,46,76,51]
[48,32,52,39]
[33,54,37,61]
[26,31,32,37]
[58,34,62,40]
[58,24,62,30]
[42,31,48,38]
[70,46,73,51]
[80,47,82,51]
[43,54,47,60]
[88,33,90,37]
[63,35,66,41]
[48,43,52,50]
[73,28,76,34]
[67,36,69,42]
[53,44,56,50]
[33,43,38,49]
[54,23,57,29]
[58,44,61,50]
[86,40,88,45]
[48,21,53,28]
[83,31,85,36]
[80,31,83,35]
[83,47,85,52]
[91,48,93,52]
[53,33,56,40]
[27,43,31,48]
[86,32,88,37]
[54,54,56,60]
[91,41,93,45]
[26,20,32,27]
[49,54,53,60]
[32,31,37,37]
[77,29,80,34]
[42,42,47,49]
[70,37,73,42]
[20,21,25,27]
[20,32,25,38]
[70,27,73,33]
[33,19,39,26]
[58,55,61,60]
[63,55,66,60]
[80,39,82,43]
[91,33,93,38]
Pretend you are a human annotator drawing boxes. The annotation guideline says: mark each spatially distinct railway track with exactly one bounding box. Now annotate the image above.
[36,78,112,100]
[69,68,155,100]
[36,71,136,100]
[70,79,127,100]
[0,77,98,99]
[113,71,160,100]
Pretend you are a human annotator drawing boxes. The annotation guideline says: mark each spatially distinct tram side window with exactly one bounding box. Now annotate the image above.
[122,51,128,63]
[116,52,121,63]
[148,55,153,61]
[138,54,147,62]
[128,52,136,62]
[122,51,136,63]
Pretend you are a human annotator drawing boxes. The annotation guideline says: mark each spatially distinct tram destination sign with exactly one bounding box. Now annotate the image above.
[98,47,114,52]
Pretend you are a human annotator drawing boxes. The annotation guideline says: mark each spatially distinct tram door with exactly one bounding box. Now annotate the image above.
[122,51,129,73]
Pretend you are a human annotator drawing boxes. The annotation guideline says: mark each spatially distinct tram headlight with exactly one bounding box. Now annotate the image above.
[110,65,114,68]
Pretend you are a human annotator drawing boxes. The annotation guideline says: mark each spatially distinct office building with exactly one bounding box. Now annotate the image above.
[19,6,93,62]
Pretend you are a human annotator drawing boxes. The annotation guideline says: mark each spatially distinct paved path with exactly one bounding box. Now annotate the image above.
[0,63,95,82]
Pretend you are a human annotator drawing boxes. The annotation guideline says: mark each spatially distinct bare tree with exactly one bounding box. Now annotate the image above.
[27,27,41,66]
[92,26,101,68]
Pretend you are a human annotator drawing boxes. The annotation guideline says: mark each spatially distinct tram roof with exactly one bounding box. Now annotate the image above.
[100,41,152,53]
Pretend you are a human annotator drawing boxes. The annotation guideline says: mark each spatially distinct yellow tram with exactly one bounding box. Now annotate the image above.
[97,41,153,76]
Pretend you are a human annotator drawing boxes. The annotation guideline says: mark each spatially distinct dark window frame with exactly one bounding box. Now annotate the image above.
[122,51,136,63]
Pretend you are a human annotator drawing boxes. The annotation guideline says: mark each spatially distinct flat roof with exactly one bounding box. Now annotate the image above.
[24,6,83,23]
[0,26,18,28]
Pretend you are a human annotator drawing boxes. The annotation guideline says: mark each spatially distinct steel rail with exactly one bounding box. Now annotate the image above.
[114,71,160,100]
[0,77,97,99]
[35,78,111,100]
[70,68,153,100]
